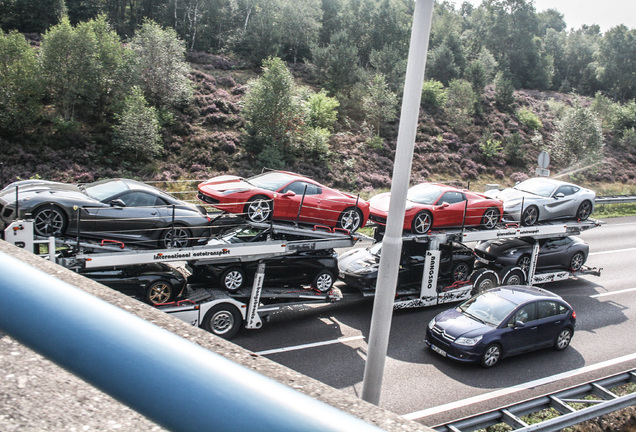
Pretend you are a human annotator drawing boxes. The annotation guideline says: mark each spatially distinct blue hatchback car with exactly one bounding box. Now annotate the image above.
[425,285,576,367]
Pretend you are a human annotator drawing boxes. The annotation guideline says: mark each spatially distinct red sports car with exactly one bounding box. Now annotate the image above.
[369,183,503,234]
[197,171,370,231]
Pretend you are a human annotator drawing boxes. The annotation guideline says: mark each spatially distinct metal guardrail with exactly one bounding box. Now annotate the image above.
[434,370,636,432]
[0,252,385,432]
[595,195,636,204]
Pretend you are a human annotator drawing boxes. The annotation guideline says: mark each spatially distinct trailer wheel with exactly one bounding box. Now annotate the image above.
[470,268,499,294]
[499,266,526,286]
[202,304,242,339]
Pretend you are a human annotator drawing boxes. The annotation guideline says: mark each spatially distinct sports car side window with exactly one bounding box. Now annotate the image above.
[119,192,159,207]
[282,181,321,195]
[440,192,465,204]
[555,185,575,196]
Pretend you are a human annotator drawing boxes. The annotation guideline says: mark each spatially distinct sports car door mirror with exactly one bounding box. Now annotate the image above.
[555,193,565,199]
[282,191,296,198]
[440,202,450,208]
[110,199,126,207]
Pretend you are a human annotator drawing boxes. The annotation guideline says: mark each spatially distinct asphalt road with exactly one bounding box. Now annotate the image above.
[230,216,636,429]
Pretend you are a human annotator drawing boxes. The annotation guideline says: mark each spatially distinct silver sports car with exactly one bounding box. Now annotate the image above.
[0,178,212,248]
[484,177,595,226]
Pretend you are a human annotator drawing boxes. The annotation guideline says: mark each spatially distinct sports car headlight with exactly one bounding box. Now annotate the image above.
[455,335,483,346]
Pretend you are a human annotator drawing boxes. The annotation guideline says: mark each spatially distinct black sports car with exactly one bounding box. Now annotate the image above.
[338,239,474,291]
[474,236,589,275]
[186,226,339,292]
[79,263,188,305]
[0,178,212,248]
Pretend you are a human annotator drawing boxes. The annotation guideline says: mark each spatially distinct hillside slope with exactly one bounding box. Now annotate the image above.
[2,53,635,196]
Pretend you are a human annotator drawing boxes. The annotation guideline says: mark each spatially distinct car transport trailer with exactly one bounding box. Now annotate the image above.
[3,218,602,339]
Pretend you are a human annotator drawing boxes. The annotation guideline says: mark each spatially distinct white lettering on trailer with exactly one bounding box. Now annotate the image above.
[420,250,441,298]
[246,263,266,329]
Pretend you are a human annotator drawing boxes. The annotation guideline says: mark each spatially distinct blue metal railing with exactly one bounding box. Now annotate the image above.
[0,252,384,432]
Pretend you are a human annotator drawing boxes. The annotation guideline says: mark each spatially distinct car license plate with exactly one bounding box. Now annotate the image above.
[431,344,447,357]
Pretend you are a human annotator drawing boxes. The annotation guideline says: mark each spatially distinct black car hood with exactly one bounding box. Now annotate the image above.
[0,181,93,203]
[433,308,492,339]
[476,238,531,255]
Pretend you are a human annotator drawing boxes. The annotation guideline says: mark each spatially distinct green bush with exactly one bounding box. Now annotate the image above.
[421,79,447,108]
[517,107,543,130]
[112,86,162,160]
[480,138,503,159]
[494,72,515,111]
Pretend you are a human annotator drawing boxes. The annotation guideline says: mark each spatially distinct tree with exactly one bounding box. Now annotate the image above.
[311,30,362,94]
[39,16,124,120]
[242,56,304,167]
[597,25,636,100]
[128,20,193,108]
[0,0,65,33]
[494,71,515,111]
[362,73,397,137]
[551,104,604,166]
[230,0,284,65]
[112,86,162,160]
[0,30,42,133]
[279,0,322,63]
[40,17,96,120]
[444,78,476,128]
[306,90,339,130]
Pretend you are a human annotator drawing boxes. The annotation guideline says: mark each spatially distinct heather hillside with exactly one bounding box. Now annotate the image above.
[3,52,636,198]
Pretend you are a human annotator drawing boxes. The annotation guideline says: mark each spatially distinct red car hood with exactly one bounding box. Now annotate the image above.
[369,192,391,212]
[199,175,252,192]
[370,192,418,212]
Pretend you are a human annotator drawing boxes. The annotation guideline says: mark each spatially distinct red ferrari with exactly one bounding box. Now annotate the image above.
[369,183,503,234]
[197,171,370,231]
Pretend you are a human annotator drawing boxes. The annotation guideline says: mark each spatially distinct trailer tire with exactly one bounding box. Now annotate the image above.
[470,268,499,294]
[202,304,242,339]
[499,266,526,285]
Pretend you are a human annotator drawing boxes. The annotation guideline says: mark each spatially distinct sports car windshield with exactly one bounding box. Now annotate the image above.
[458,292,517,326]
[513,178,557,197]
[247,172,295,191]
[407,184,442,204]
[83,180,130,201]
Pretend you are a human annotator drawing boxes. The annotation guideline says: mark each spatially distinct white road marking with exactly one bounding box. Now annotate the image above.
[591,287,636,298]
[402,352,636,421]
[254,335,365,356]
[589,247,636,256]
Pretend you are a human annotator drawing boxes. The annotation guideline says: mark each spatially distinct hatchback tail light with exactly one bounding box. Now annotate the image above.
[572,310,576,319]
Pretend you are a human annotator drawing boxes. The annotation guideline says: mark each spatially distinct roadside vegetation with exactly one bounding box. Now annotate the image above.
[2,0,636,198]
